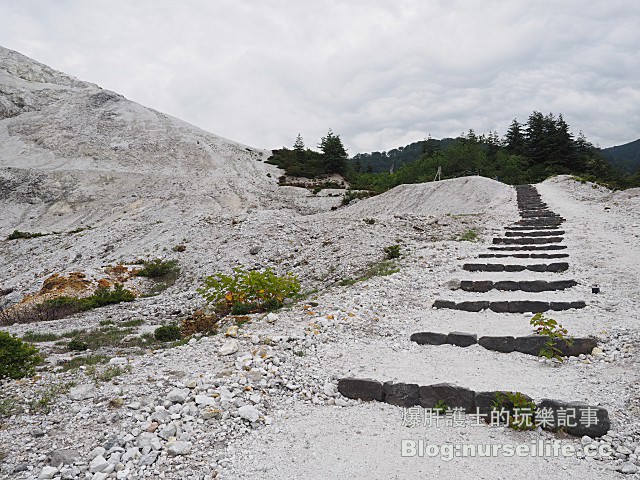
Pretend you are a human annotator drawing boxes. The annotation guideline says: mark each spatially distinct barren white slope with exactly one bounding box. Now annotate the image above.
[1,48,638,480]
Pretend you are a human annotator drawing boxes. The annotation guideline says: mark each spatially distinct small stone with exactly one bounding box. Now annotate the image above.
[238,405,261,422]
[92,473,109,480]
[621,462,638,474]
[266,313,278,323]
[581,435,592,446]
[89,455,109,473]
[88,446,106,460]
[48,448,80,467]
[195,394,216,406]
[13,463,28,473]
[617,446,633,455]
[69,384,96,401]
[249,246,262,255]
[219,339,239,356]
[158,422,177,440]
[166,388,189,403]
[109,357,127,366]
[166,441,192,456]
[138,451,159,466]
[592,346,604,356]
[137,432,161,450]
[38,466,58,479]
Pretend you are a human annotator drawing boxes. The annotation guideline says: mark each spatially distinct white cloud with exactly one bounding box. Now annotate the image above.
[0,0,638,152]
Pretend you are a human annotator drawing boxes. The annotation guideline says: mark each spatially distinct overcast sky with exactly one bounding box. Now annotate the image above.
[1,0,638,153]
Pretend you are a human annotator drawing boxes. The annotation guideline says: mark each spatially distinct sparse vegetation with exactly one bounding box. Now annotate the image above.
[59,354,110,371]
[6,230,46,240]
[458,229,478,242]
[28,382,74,414]
[383,244,401,259]
[434,400,449,415]
[0,284,135,326]
[181,309,221,337]
[490,391,536,431]
[136,259,180,279]
[22,331,61,342]
[337,260,400,287]
[172,244,187,252]
[0,331,43,380]
[530,312,573,361]
[363,218,376,225]
[341,189,372,206]
[154,325,182,342]
[198,267,301,317]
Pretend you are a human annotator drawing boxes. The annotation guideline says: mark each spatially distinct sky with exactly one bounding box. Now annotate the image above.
[0,0,638,153]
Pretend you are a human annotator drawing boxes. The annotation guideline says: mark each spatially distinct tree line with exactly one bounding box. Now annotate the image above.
[267,113,639,191]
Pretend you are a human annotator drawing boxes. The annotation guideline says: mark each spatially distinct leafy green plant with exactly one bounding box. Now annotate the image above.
[154,325,182,342]
[28,382,74,414]
[59,354,109,371]
[0,331,43,380]
[491,391,536,431]
[198,267,301,316]
[530,312,573,361]
[136,259,180,278]
[433,400,449,415]
[383,244,401,259]
[458,229,478,241]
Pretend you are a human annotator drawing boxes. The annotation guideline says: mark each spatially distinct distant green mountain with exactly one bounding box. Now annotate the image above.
[601,139,640,174]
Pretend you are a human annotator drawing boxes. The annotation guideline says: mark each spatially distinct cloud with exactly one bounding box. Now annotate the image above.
[0,0,638,152]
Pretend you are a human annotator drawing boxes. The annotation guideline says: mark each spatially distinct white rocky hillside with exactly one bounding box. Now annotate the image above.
[0,47,639,480]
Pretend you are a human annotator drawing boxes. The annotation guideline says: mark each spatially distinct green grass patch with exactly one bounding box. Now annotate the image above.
[22,331,61,342]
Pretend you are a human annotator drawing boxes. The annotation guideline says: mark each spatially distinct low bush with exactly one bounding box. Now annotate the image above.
[198,267,300,316]
[136,259,180,279]
[490,391,536,431]
[458,229,478,242]
[181,309,221,336]
[0,331,43,380]
[6,230,46,240]
[154,325,182,342]
[383,244,401,259]
[530,313,573,361]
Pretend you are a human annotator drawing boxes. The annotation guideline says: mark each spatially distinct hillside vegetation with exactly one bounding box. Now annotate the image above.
[271,112,640,193]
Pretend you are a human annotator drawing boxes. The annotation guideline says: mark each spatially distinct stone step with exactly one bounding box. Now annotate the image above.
[493,237,563,245]
[432,299,586,312]
[410,331,597,357]
[488,245,567,251]
[478,253,569,259]
[463,262,569,272]
[337,378,610,437]
[514,221,565,227]
[505,226,560,231]
[459,279,577,292]
[504,230,565,237]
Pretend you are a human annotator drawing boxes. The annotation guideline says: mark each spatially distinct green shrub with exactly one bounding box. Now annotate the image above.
[6,230,46,240]
[67,339,88,351]
[0,331,43,380]
[530,313,573,361]
[154,325,182,342]
[458,229,478,241]
[383,244,401,259]
[434,400,449,415]
[136,259,180,278]
[490,391,536,431]
[198,267,300,316]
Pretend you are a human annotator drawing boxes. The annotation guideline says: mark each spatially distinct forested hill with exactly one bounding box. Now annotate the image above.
[351,138,456,173]
[601,139,640,174]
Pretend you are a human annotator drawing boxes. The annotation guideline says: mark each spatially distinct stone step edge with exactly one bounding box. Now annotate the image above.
[409,331,597,357]
[463,262,569,272]
[459,279,578,292]
[432,300,587,312]
[337,378,610,437]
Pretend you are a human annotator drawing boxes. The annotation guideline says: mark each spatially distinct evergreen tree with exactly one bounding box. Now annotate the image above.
[319,129,348,175]
[504,119,525,155]
[293,133,305,162]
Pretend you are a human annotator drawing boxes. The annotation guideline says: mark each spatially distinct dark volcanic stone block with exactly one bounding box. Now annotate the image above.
[546,262,570,272]
[507,301,550,313]
[410,332,449,345]
[515,335,549,355]
[456,301,490,312]
[383,382,420,407]
[536,399,610,437]
[478,336,516,353]
[493,281,520,291]
[338,378,384,401]
[448,331,478,347]
[557,337,598,356]
[460,280,494,293]
[433,300,456,309]
[504,264,526,272]
[488,301,510,313]
[527,263,550,272]
[549,301,586,310]
[419,383,475,412]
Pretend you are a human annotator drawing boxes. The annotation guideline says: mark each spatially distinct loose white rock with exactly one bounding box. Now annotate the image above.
[238,405,261,422]
[219,339,239,355]
[166,440,192,456]
[69,384,96,401]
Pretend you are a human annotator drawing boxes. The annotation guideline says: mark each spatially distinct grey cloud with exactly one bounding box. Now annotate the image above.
[0,0,638,153]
